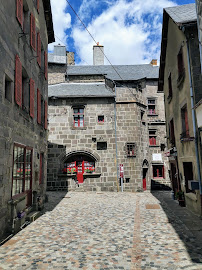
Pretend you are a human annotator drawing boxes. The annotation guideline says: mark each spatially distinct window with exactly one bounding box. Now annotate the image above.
[37,33,41,66]
[169,119,175,146]
[5,75,12,102]
[177,47,185,78]
[73,108,84,127]
[37,0,40,13]
[153,165,164,178]
[168,73,172,98]
[148,99,156,115]
[98,115,104,123]
[149,130,156,146]
[126,143,136,157]
[12,144,32,197]
[183,162,194,193]
[22,71,30,113]
[30,13,36,50]
[16,0,23,27]
[37,89,41,124]
[15,55,22,107]
[181,105,189,138]
[29,78,35,118]
[97,142,107,150]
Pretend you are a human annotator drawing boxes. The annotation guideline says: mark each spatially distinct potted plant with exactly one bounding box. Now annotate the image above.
[176,190,185,207]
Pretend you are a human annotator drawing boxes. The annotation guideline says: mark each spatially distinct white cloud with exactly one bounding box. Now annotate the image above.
[48,0,71,51]
[72,0,177,65]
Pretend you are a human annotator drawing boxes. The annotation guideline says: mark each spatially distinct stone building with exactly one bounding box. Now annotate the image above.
[159,4,202,216]
[0,0,54,240]
[47,45,169,192]
[195,0,202,69]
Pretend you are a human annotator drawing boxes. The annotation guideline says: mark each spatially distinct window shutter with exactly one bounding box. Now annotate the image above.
[44,100,48,129]
[37,89,41,124]
[30,13,36,50]
[15,55,22,107]
[37,0,40,13]
[30,79,35,118]
[39,154,42,184]
[163,166,165,179]
[37,33,41,66]
[16,0,23,26]
[44,51,47,80]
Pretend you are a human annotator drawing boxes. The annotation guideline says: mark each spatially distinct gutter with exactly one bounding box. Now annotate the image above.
[195,0,202,73]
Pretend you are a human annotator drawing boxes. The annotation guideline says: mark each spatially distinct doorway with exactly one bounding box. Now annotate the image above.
[143,168,148,191]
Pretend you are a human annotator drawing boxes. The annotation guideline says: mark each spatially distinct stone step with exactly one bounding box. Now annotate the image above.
[26,211,41,222]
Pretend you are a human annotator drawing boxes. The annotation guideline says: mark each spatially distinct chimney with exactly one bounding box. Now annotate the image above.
[66,51,75,66]
[93,42,104,65]
[150,59,157,66]
[54,44,66,56]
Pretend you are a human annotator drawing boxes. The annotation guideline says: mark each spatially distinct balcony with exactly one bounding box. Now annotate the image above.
[180,130,195,142]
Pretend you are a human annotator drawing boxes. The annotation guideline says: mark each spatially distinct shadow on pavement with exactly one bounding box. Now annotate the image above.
[151,191,202,264]
[43,191,69,213]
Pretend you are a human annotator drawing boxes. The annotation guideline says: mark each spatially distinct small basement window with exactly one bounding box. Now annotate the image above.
[126,143,136,157]
[97,142,107,150]
[98,115,104,123]
[5,75,12,102]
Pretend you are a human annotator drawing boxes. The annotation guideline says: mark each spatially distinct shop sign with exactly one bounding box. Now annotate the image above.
[152,154,162,161]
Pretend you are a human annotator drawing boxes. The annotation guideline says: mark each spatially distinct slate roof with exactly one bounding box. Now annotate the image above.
[48,83,115,98]
[165,4,197,25]
[66,64,159,81]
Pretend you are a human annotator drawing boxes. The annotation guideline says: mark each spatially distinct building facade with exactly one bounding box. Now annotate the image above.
[0,0,54,240]
[159,4,202,215]
[47,45,170,193]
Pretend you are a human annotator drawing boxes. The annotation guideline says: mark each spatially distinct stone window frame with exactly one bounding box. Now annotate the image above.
[71,105,86,130]
[147,97,158,116]
[98,115,104,124]
[153,165,165,179]
[126,143,136,157]
[149,129,157,146]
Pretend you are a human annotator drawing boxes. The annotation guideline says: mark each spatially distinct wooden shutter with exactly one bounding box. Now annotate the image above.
[37,89,41,124]
[15,55,22,107]
[30,79,35,118]
[37,33,41,66]
[16,0,23,26]
[162,166,165,179]
[44,100,48,129]
[37,0,40,13]
[30,13,36,50]
[39,154,43,184]
[44,51,47,80]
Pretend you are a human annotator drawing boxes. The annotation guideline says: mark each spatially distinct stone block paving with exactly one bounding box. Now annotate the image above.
[0,191,202,270]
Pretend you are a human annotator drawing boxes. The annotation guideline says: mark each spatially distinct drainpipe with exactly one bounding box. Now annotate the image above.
[114,84,119,192]
[186,35,202,204]
[195,0,202,73]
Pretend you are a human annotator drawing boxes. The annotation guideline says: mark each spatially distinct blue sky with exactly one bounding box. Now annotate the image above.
[49,0,196,65]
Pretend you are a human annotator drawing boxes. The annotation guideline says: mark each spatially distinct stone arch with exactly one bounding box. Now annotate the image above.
[60,149,100,163]
[142,159,149,168]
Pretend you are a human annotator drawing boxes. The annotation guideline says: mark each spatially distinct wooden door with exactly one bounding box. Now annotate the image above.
[77,161,84,183]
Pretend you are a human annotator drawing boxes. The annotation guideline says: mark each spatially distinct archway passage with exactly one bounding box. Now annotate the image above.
[63,154,96,183]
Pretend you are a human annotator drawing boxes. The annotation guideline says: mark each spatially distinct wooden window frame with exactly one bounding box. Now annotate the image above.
[37,33,41,67]
[181,105,189,138]
[73,107,84,128]
[147,99,156,115]
[30,13,36,51]
[44,51,47,80]
[149,130,157,146]
[16,0,23,27]
[153,165,165,179]
[168,73,173,98]
[12,143,33,199]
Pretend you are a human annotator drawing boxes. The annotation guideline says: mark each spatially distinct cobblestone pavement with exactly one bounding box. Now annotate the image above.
[0,191,202,270]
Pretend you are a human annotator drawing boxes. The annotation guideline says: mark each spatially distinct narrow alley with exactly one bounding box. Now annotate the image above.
[0,191,202,270]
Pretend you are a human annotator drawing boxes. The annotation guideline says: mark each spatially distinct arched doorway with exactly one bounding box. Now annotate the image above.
[142,159,149,191]
[63,152,96,183]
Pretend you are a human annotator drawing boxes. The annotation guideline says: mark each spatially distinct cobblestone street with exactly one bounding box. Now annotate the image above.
[0,191,202,270]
